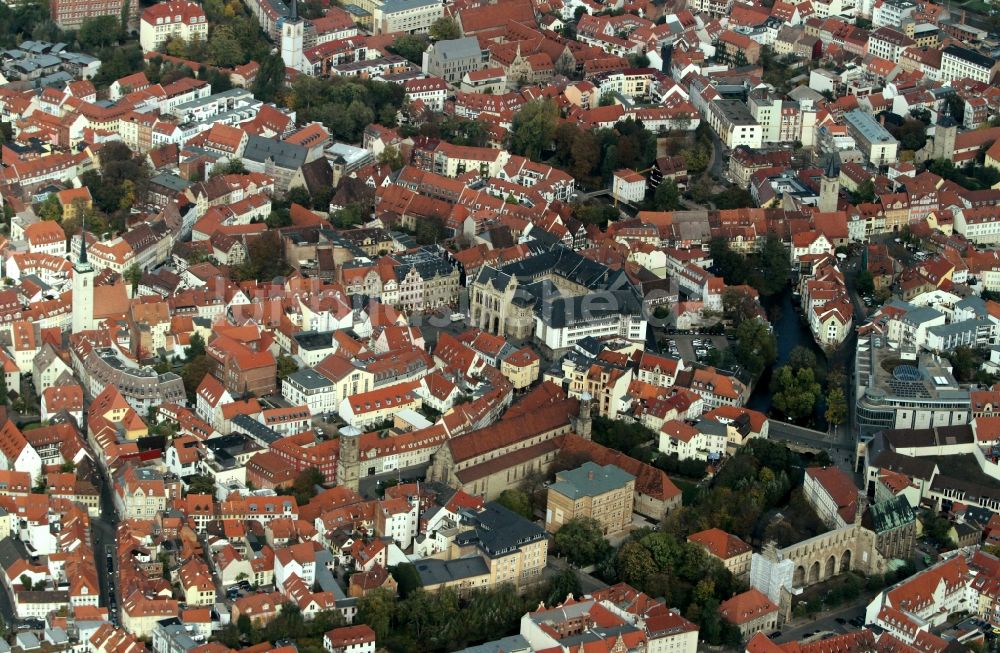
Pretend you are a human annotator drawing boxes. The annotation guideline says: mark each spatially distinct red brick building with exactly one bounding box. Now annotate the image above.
[51,0,140,31]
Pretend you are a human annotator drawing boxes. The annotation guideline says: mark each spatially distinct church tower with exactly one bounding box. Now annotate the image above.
[576,392,593,441]
[71,226,94,334]
[336,425,361,492]
[281,0,304,73]
[931,109,958,162]
[818,154,840,213]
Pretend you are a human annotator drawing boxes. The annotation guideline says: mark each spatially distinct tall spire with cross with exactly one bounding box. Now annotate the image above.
[78,213,90,268]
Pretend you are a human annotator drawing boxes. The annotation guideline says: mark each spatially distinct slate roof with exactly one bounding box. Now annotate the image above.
[243,135,308,170]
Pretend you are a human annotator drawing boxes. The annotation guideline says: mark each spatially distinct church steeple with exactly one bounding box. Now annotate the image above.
[818,153,841,213]
[824,152,840,180]
[282,0,304,71]
[72,215,95,334]
[77,215,91,270]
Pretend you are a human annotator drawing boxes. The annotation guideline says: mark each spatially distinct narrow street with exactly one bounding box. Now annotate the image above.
[92,458,120,623]
[774,595,873,644]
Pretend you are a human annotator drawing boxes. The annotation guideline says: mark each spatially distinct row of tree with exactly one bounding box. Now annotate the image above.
[769,347,848,426]
[710,235,791,298]
[287,75,407,144]
[352,569,584,653]
[508,99,657,190]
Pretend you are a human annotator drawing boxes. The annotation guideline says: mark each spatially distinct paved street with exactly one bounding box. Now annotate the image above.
[546,556,609,596]
[91,458,120,622]
[767,421,857,472]
[774,597,872,644]
[357,463,431,499]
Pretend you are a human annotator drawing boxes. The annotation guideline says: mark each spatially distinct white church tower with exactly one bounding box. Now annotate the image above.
[281,0,304,73]
[71,226,94,334]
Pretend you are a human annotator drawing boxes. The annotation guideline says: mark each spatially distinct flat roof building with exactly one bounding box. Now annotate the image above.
[844,109,899,168]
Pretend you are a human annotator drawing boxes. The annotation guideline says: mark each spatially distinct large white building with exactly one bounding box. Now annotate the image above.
[282,369,338,417]
[871,0,915,28]
[139,0,208,53]
[373,0,442,34]
[844,109,899,167]
[940,44,999,84]
[707,100,763,149]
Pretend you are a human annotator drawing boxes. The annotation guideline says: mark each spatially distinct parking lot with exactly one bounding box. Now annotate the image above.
[661,334,729,364]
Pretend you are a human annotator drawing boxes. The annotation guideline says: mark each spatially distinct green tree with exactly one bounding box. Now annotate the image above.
[37,193,62,221]
[187,332,206,359]
[19,575,32,591]
[124,264,142,293]
[0,371,9,407]
[429,16,460,40]
[787,346,819,375]
[390,563,422,599]
[615,540,657,585]
[544,568,582,606]
[825,386,848,426]
[710,237,748,286]
[553,517,612,567]
[650,180,681,211]
[357,588,397,641]
[920,510,956,549]
[854,178,876,204]
[292,467,324,505]
[79,15,121,49]
[186,474,216,495]
[732,318,777,378]
[627,53,650,68]
[496,489,533,519]
[856,269,875,295]
[207,25,245,67]
[277,354,298,381]
[180,356,213,402]
[253,54,287,103]
[946,345,978,383]
[509,99,559,161]
[378,145,406,171]
[387,34,430,64]
[233,231,290,282]
[573,203,618,227]
[236,614,252,636]
[754,234,790,296]
[414,215,446,245]
[772,365,822,422]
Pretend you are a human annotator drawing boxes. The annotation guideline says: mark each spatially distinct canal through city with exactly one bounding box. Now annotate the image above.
[747,285,829,429]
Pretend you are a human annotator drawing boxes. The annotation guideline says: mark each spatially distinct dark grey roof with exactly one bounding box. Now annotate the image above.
[243,135,308,170]
[869,449,937,481]
[824,152,840,178]
[286,368,334,390]
[473,266,513,292]
[0,536,29,572]
[231,416,281,446]
[537,290,643,328]
[150,173,192,193]
[432,36,484,61]
[454,502,545,558]
[942,44,995,70]
[415,557,490,585]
